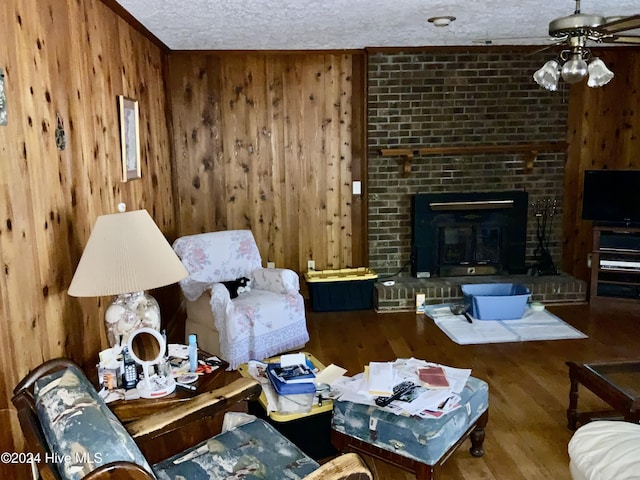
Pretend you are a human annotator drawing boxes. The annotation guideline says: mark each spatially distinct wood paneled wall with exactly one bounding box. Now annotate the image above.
[0,0,637,475]
[167,52,366,273]
[563,48,640,282]
[0,0,174,473]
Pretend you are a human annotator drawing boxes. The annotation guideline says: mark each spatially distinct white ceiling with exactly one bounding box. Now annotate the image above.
[114,0,640,51]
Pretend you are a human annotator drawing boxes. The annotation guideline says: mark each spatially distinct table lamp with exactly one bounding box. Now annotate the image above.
[68,204,188,347]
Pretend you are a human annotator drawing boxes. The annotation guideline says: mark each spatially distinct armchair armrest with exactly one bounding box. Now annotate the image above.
[302,453,372,480]
[209,282,238,318]
[252,267,300,294]
[126,377,261,442]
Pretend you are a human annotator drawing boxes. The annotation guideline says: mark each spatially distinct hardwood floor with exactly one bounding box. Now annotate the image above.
[304,301,640,480]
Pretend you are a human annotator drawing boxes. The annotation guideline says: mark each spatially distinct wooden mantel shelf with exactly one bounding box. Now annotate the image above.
[380,142,567,177]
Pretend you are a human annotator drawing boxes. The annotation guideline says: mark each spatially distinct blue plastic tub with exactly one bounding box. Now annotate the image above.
[461,283,531,320]
[305,268,377,312]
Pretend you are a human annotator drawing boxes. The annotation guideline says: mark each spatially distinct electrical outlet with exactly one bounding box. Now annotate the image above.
[307,260,315,271]
[267,261,275,269]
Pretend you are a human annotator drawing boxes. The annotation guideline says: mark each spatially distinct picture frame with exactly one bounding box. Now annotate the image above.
[118,95,141,181]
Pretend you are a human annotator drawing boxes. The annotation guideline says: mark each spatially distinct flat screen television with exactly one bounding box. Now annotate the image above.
[582,170,640,225]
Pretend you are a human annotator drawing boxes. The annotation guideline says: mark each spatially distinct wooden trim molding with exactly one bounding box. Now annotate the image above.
[380,142,567,177]
[99,0,170,52]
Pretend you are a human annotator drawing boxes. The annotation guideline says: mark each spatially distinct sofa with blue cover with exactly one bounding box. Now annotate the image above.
[12,358,371,480]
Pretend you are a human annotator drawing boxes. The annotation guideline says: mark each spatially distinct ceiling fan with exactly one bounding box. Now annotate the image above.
[533,0,640,90]
[547,0,640,46]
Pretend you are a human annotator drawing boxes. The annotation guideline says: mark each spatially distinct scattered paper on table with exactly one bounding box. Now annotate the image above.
[315,363,347,385]
[280,352,307,367]
[329,357,472,417]
[367,361,395,396]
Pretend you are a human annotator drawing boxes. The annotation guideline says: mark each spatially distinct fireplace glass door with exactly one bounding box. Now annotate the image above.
[411,191,528,278]
[438,225,502,276]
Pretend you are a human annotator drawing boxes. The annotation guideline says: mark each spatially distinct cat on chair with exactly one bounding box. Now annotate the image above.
[221,276,252,299]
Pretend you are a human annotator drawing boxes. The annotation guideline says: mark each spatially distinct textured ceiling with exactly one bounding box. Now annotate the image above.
[114,0,640,50]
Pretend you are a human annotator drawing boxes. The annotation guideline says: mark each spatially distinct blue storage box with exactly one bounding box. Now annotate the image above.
[461,283,531,320]
[305,268,377,312]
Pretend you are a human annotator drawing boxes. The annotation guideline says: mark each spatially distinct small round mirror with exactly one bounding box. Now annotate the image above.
[128,327,164,365]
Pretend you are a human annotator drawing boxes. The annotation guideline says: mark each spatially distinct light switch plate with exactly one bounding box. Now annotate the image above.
[352,180,362,195]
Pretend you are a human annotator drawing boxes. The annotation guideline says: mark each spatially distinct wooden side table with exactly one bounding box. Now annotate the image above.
[104,356,256,464]
[566,360,640,430]
[106,356,230,422]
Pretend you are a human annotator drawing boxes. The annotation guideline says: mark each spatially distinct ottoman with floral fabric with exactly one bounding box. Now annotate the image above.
[331,376,489,480]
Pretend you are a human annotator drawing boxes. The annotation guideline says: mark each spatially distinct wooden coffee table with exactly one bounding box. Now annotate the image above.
[566,360,640,430]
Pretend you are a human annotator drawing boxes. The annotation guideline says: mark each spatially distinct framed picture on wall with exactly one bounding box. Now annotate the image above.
[118,95,141,181]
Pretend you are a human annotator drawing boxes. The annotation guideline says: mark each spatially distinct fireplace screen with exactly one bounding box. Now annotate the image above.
[412,191,528,278]
[438,225,502,276]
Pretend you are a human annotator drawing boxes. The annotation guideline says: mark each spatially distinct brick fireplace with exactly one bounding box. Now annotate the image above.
[365,49,587,310]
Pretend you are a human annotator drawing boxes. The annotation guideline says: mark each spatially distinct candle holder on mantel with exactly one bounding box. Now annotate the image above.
[530,198,559,276]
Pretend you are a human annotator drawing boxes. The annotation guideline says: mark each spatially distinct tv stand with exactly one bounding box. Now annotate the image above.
[590,225,640,303]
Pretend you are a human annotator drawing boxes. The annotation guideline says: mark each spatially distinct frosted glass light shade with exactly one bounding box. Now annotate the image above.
[561,56,588,84]
[533,60,560,91]
[587,58,614,87]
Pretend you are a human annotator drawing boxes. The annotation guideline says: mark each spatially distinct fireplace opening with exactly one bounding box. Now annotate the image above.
[438,221,502,276]
[412,191,528,278]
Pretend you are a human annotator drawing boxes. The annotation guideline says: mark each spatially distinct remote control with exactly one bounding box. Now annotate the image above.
[375,381,416,407]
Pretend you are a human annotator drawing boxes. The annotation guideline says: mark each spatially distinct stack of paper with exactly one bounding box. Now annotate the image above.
[330,358,471,418]
[367,361,395,396]
[265,353,317,395]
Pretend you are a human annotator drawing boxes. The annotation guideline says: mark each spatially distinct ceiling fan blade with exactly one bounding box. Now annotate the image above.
[471,36,557,45]
[607,35,640,44]
[596,14,640,34]
[524,39,568,56]
[525,45,555,56]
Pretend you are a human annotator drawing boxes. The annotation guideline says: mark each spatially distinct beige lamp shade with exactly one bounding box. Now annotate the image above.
[68,209,188,297]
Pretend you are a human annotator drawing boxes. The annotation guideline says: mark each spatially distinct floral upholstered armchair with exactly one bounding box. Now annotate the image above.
[173,230,309,369]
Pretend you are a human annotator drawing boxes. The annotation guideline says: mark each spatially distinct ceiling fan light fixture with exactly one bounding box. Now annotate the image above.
[532,0,638,91]
[561,54,588,83]
[587,57,614,87]
[533,60,560,91]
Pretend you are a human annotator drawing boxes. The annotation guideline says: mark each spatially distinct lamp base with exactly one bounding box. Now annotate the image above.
[105,291,161,347]
[137,374,176,399]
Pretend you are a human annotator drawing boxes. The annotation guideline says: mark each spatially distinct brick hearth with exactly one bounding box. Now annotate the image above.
[374,273,587,312]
